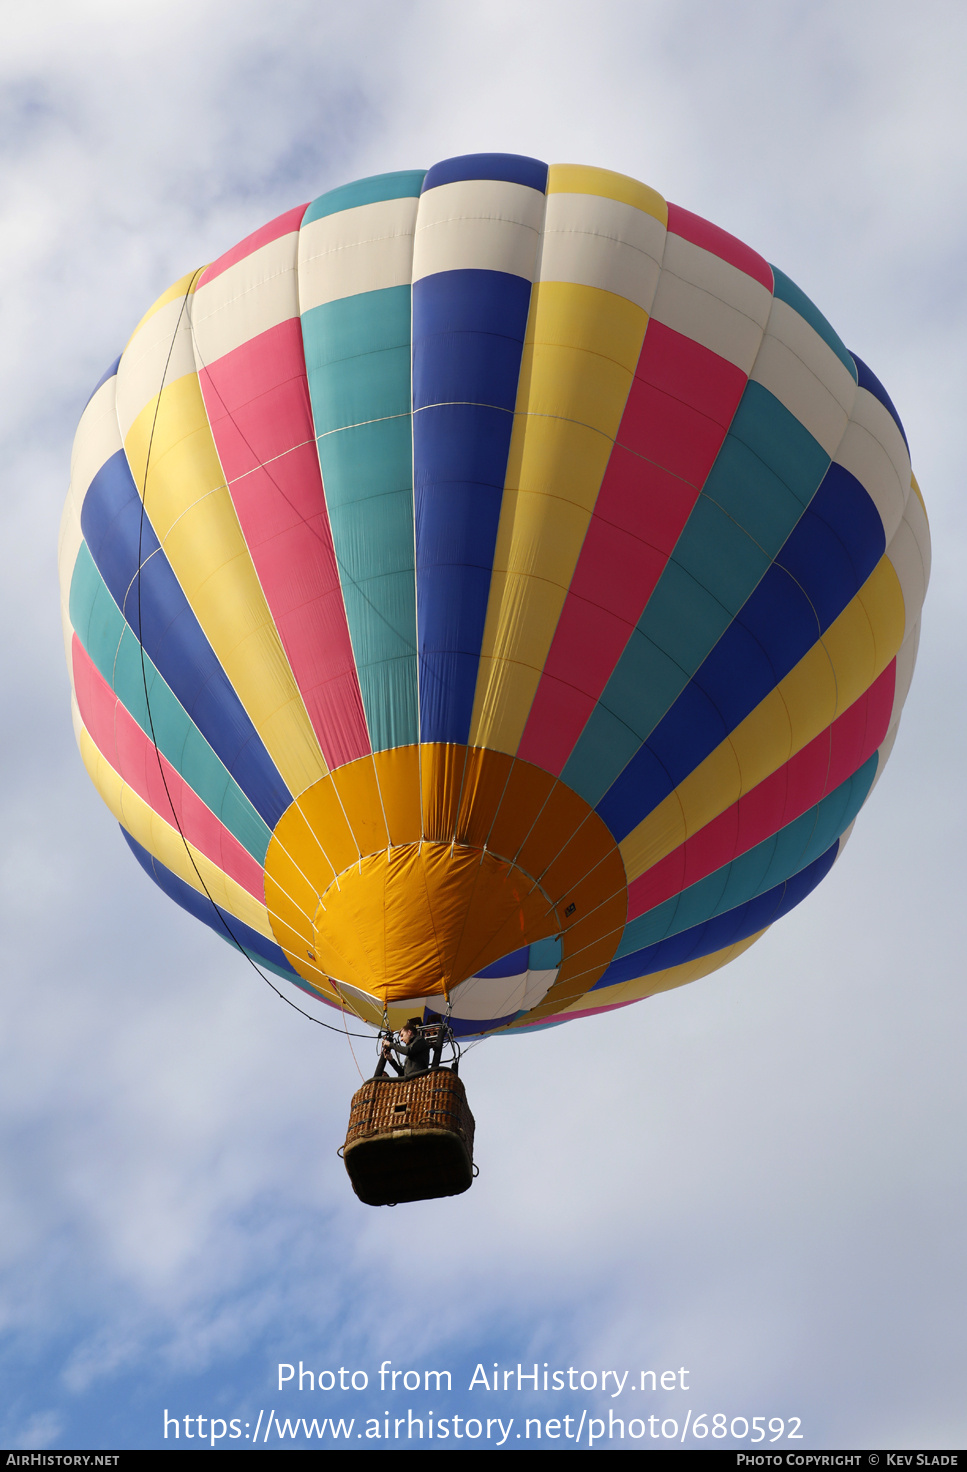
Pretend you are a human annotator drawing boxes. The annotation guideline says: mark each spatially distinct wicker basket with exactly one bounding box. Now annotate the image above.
[342,1070,475,1206]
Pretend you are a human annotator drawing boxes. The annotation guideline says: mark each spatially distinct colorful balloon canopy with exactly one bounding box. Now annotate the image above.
[60,153,929,1039]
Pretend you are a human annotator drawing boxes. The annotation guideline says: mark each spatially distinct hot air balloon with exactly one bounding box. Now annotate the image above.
[59,152,929,1069]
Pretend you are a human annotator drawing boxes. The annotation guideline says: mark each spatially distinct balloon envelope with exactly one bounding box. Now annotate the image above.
[60,153,929,1038]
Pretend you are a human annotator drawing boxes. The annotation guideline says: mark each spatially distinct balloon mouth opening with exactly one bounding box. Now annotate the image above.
[262,747,629,1032]
[328,933,565,1033]
[308,838,561,1008]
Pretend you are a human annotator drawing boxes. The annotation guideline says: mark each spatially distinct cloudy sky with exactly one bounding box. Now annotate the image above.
[2,0,965,1451]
